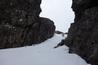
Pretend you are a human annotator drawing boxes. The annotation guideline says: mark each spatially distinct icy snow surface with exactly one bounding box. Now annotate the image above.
[0,34,90,65]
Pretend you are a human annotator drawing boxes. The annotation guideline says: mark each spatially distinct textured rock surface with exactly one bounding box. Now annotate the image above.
[0,0,55,49]
[65,0,98,65]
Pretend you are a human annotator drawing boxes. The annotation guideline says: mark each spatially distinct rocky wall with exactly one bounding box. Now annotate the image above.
[65,0,98,65]
[0,0,55,49]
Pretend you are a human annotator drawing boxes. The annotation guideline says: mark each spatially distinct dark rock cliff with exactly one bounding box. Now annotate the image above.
[0,0,55,49]
[65,0,98,65]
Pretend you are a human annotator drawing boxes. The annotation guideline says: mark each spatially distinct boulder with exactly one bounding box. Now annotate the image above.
[0,0,55,49]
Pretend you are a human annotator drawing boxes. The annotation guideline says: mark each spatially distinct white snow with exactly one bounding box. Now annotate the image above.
[0,34,90,65]
[40,0,75,32]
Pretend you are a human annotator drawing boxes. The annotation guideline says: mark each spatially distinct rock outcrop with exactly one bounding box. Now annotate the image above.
[64,0,98,65]
[0,0,55,49]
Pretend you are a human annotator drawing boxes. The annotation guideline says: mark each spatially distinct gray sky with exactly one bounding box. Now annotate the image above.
[40,0,75,32]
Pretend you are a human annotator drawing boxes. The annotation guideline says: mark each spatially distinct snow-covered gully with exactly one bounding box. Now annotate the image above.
[0,34,90,65]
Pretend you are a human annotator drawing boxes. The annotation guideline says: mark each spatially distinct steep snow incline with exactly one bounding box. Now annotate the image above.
[0,34,90,65]
[40,0,75,32]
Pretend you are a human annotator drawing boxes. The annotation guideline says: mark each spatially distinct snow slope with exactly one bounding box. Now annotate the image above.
[0,34,90,65]
[40,0,75,32]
